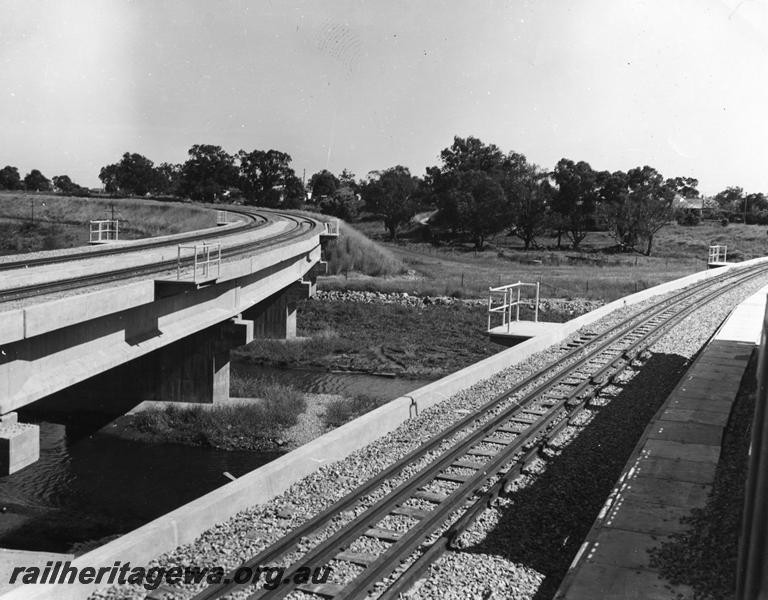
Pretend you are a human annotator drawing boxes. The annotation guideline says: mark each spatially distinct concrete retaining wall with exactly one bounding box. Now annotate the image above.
[5,257,767,600]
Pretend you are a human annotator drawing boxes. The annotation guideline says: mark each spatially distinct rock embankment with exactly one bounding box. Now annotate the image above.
[314,289,604,316]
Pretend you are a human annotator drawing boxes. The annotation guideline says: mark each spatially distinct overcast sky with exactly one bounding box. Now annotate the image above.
[1,0,767,195]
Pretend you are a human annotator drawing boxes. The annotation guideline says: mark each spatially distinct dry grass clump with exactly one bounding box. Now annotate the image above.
[129,378,306,451]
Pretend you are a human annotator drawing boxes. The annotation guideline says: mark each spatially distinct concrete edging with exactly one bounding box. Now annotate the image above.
[4,257,767,600]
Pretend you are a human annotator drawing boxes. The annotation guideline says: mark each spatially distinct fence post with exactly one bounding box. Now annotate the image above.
[516,282,521,322]
[487,288,492,332]
[535,282,540,323]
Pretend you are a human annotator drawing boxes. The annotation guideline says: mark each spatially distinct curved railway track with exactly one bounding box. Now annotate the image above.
[0,207,322,303]
[186,261,768,600]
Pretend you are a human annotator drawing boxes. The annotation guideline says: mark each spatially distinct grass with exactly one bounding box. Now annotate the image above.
[316,219,768,302]
[127,379,306,451]
[232,299,577,379]
[0,191,215,255]
[287,209,407,277]
[322,394,387,428]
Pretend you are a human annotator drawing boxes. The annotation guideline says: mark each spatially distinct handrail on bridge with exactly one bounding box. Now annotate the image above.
[322,219,340,237]
[89,219,119,243]
[487,281,540,332]
[709,244,727,264]
[176,242,221,283]
[737,295,768,600]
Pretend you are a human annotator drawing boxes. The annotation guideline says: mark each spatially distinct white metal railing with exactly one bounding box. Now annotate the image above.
[176,242,221,283]
[323,219,340,236]
[487,281,540,332]
[709,244,727,264]
[89,219,119,243]
[216,210,228,226]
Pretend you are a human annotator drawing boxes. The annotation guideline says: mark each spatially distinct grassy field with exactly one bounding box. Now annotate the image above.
[233,299,571,379]
[323,219,768,301]
[0,192,215,255]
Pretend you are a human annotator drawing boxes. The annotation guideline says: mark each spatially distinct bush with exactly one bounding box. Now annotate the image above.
[319,188,363,221]
[323,394,385,428]
[676,211,700,226]
[129,379,306,450]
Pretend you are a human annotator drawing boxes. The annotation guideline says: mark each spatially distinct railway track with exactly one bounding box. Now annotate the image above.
[0,207,322,303]
[187,261,768,600]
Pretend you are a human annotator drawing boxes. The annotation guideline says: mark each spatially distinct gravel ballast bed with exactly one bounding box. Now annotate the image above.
[87,274,768,600]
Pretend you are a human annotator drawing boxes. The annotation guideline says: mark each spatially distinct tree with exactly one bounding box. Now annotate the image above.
[427,136,527,243]
[713,186,744,218]
[338,169,359,193]
[506,168,552,251]
[551,158,598,249]
[99,152,162,196]
[438,135,506,175]
[308,170,339,201]
[666,176,699,199]
[362,166,420,239]
[178,145,238,202]
[598,166,674,255]
[0,166,21,190]
[99,163,120,194]
[282,174,306,209]
[155,162,182,196]
[443,170,509,248]
[319,186,363,221]
[52,175,76,193]
[238,149,296,206]
[24,169,51,192]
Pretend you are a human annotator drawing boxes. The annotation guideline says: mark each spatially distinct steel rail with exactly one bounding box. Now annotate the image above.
[327,264,768,600]
[378,265,767,599]
[0,205,263,272]
[0,210,321,303]
[190,261,768,600]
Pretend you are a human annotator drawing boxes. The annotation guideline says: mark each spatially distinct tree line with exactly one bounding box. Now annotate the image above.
[2,135,766,256]
[0,166,91,196]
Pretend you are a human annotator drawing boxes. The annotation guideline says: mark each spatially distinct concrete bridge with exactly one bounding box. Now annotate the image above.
[0,208,336,474]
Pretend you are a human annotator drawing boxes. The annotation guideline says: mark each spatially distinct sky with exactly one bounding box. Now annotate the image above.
[1,0,767,195]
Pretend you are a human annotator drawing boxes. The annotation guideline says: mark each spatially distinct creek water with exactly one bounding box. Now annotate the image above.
[0,365,433,553]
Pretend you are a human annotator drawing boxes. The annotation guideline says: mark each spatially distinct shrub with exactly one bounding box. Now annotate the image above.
[323,394,385,428]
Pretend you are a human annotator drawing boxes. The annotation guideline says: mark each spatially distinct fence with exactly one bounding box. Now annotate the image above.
[176,242,221,283]
[709,244,727,264]
[89,219,119,243]
[487,281,540,332]
[323,219,340,237]
[736,296,768,599]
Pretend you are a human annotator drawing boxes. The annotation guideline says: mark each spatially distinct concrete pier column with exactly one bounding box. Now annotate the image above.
[243,280,314,340]
[0,412,39,475]
[155,319,253,404]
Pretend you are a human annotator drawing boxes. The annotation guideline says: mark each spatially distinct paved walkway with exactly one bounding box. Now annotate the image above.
[555,286,768,600]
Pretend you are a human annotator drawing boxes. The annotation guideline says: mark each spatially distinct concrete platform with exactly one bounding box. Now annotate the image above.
[555,285,768,599]
[488,320,562,345]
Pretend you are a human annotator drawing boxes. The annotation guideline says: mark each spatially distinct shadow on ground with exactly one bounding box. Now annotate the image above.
[460,351,691,600]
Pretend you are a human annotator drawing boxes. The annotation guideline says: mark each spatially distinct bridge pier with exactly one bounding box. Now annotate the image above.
[153,318,253,404]
[243,280,315,340]
[0,412,39,476]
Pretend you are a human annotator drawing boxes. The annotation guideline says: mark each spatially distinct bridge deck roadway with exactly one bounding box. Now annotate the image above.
[555,286,768,600]
[0,218,293,311]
